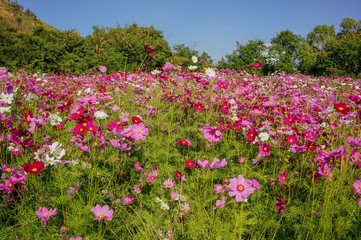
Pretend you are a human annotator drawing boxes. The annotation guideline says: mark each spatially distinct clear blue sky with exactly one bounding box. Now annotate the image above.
[17,0,361,62]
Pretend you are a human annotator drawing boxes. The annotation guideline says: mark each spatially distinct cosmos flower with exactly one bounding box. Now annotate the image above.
[91,204,113,221]
[36,207,57,227]
[99,66,107,73]
[203,124,222,143]
[228,175,255,202]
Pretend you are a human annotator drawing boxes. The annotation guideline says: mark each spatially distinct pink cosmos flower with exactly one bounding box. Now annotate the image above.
[258,142,271,157]
[197,158,227,169]
[278,172,287,183]
[238,157,246,163]
[163,179,175,188]
[69,237,82,240]
[358,199,361,208]
[347,137,361,147]
[162,62,174,71]
[124,195,134,205]
[130,123,149,141]
[203,124,222,143]
[214,184,225,194]
[170,192,178,200]
[354,180,361,194]
[36,207,57,227]
[251,179,260,189]
[134,162,144,172]
[213,197,226,209]
[91,204,113,221]
[228,175,255,202]
[99,66,107,73]
[134,185,142,194]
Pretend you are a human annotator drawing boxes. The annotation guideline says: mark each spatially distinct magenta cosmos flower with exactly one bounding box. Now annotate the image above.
[275,195,285,214]
[258,142,271,157]
[131,123,149,141]
[91,204,113,221]
[203,124,222,143]
[36,207,57,227]
[228,175,255,202]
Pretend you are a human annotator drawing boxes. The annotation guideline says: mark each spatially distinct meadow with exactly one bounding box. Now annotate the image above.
[1,62,361,240]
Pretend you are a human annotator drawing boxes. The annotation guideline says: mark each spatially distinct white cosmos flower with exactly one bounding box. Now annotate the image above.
[44,154,60,166]
[0,93,14,104]
[151,69,161,75]
[188,65,198,70]
[68,160,80,167]
[205,68,216,78]
[259,132,270,142]
[94,111,108,119]
[49,142,62,154]
[53,148,66,159]
[24,92,38,102]
[49,113,62,126]
[160,202,170,210]
[191,56,198,63]
[0,106,11,113]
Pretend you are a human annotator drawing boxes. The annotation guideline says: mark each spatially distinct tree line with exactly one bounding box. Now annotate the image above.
[0,1,360,77]
[218,18,361,78]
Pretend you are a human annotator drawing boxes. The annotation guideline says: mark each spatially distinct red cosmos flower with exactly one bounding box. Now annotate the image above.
[283,114,297,125]
[220,100,231,114]
[74,123,87,135]
[99,85,106,93]
[132,116,142,125]
[86,121,98,134]
[24,161,44,174]
[275,195,285,214]
[177,139,191,146]
[185,160,196,168]
[193,102,205,113]
[22,108,33,126]
[334,102,350,115]
[144,45,155,56]
[175,170,182,180]
[286,135,297,145]
[246,128,258,142]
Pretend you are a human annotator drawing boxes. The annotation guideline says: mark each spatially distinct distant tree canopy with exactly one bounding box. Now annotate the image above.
[218,18,361,78]
[170,43,213,67]
[0,4,360,78]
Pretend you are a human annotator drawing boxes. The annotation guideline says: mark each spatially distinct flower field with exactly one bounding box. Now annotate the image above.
[1,64,361,239]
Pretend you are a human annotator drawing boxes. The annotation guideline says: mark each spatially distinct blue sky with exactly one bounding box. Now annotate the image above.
[17,0,361,62]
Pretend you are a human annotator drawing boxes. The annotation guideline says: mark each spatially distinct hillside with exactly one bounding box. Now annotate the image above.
[0,0,57,34]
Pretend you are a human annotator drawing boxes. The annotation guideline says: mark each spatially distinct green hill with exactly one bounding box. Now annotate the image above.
[0,0,57,35]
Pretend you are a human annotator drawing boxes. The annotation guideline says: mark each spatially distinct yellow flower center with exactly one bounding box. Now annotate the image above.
[264,147,268,151]
[6,168,11,172]
[32,168,37,172]
[339,107,343,111]
[237,185,244,191]
[45,212,49,216]
[8,183,13,187]
[137,130,141,134]
[99,214,104,218]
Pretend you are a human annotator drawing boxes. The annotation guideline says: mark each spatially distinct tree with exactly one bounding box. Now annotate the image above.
[271,29,302,55]
[296,42,317,74]
[171,43,213,67]
[307,25,335,49]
